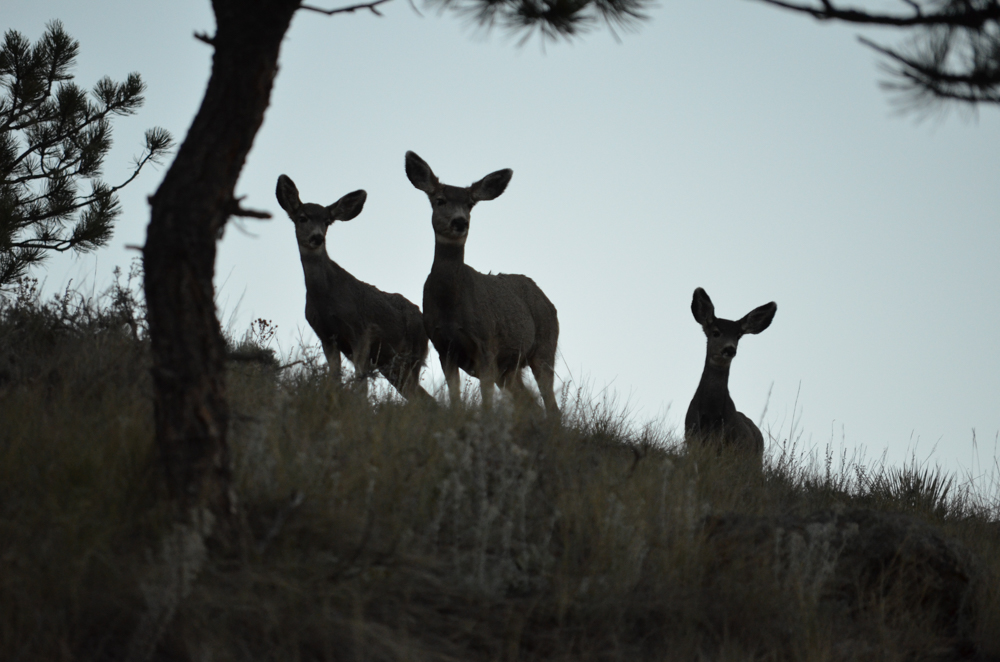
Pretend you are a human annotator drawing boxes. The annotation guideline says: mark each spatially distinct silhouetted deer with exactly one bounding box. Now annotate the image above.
[404,151,559,417]
[685,287,776,457]
[276,174,433,403]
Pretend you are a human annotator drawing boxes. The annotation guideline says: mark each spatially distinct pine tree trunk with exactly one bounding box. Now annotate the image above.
[143,0,300,518]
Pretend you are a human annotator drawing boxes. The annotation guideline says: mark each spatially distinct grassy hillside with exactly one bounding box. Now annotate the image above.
[1,272,998,662]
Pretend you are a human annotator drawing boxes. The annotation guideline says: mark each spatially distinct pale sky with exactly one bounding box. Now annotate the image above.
[7,0,1000,477]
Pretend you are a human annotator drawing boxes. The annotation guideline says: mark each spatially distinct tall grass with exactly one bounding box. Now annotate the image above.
[1,273,998,661]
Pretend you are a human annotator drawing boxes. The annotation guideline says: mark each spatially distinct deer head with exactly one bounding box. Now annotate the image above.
[691,287,776,368]
[275,174,367,255]
[404,151,512,246]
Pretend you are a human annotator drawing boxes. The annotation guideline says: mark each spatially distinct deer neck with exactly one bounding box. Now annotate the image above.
[433,241,465,266]
[426,241,470,315]
[694,358,732,407]
[299,250,347,290]
[431,241,467,278]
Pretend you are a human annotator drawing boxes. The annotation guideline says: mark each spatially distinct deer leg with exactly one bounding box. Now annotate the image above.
[440,353,463,408]
[406,363,437,406]
[385,358,436,405]
[405,380,437,406]
[477,354,498,410]
[321,339,342,384]
[530,359,560,420]
[381,356,408,400]
[500,367,539,411]
[351,334,372,399]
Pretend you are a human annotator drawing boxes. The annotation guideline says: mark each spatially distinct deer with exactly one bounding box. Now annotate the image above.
[404,151,560,417]
[276,174,434,404]
[685,287,776,458]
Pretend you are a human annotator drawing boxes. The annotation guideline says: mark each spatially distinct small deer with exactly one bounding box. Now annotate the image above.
[404,151,560,416]
[276,174,433,403]
[685,287,776,456]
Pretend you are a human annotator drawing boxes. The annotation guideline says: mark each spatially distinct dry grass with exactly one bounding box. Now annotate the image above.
[1,274,999,662]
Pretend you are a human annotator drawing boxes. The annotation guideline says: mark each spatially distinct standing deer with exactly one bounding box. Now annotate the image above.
[276,174,433,403]
[685,287,776,457]
[404,151,560,417]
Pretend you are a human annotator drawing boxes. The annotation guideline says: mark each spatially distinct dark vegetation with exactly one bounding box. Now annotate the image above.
[0,21,171,290]
[2,274,999,661]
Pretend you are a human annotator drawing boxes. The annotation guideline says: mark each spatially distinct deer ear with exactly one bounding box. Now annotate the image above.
[691,288,715,326]
[471,168,512,202]
[328,190,367,222]
[740,302,777,335]
[405,151,438,193]
[276,175,301,215]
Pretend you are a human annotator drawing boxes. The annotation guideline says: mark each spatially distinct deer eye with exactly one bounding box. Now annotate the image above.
[711,329,722,338]
[435,198,447,207]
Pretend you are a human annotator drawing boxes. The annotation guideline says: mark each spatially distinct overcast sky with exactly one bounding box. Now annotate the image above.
[7,0,999,477]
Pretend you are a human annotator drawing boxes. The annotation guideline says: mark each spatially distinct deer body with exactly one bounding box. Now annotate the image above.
[684,287,776,456]
[406,151,559,416]
[277,175,432,402]
[686,357,764,453]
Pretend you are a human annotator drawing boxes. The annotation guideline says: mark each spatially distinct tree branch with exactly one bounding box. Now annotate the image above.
[226,196,272,219]
[0,64,65,135]
[107,141,172,197]
[11,150,165,229]
[858,36,1000,103]
[300,0,394,16]
[7,99,136,176]
[750,0,1000,29]
[13,238,77,252]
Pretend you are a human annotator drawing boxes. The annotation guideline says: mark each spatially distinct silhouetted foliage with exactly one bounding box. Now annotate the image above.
[427,0,650,41]
[753,0,1000,112]
[0,21,172,291]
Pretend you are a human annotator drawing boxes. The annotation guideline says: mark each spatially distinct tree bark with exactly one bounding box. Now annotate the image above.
[143,0,300,518]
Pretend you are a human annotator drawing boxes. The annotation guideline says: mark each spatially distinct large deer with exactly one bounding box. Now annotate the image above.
[685,287,776,457]
[404,151,559,417]
[276,174,433,403]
